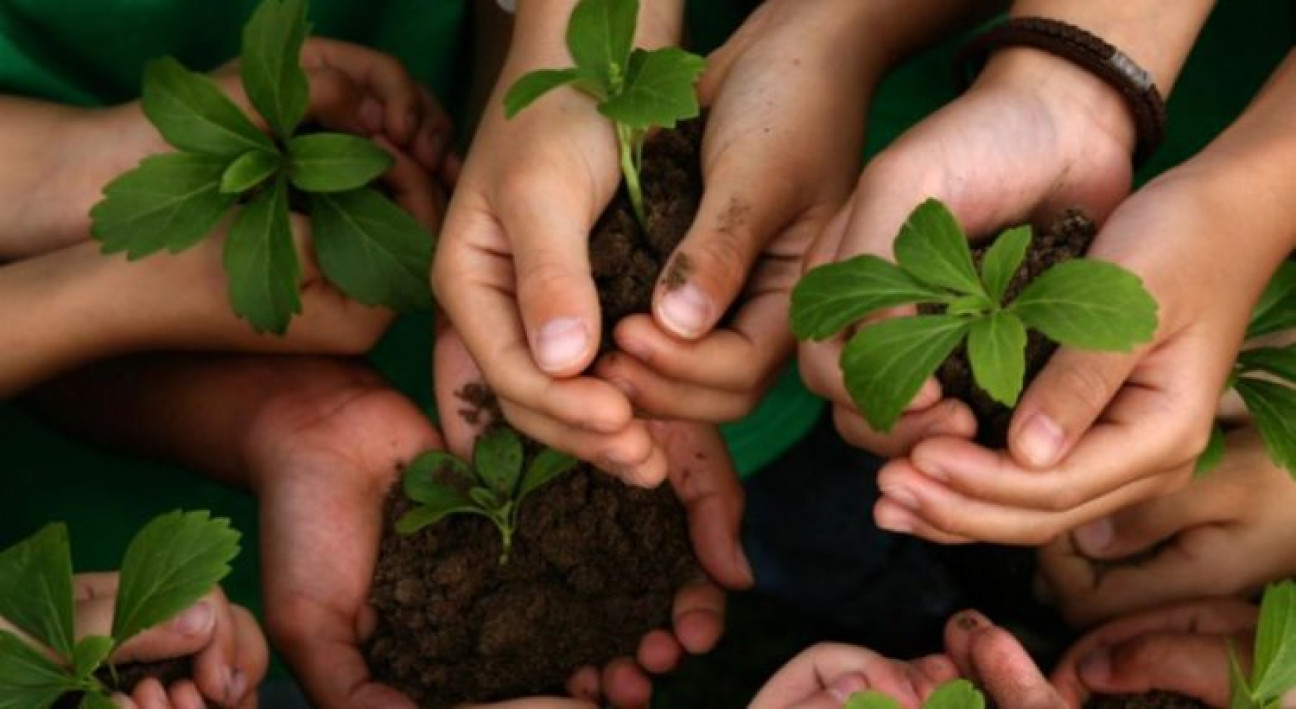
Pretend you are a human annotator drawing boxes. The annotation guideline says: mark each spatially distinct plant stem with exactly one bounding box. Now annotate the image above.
[616,123,647,229]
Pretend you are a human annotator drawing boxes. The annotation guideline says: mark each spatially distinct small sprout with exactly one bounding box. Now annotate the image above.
[790,198,1159,433]
[396,428,578,564]
[0,511,241,706]
[502,0,706,228]
[1229,580,1296,708]
[90,0,433,336]
[846,678,985,709]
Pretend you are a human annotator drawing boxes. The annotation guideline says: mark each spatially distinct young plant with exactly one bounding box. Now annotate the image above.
[0,511,240,708]
[790,198,1159,433]
[502,0,706,227]
[396,428,578,564]
[90,0,433,335]
[847,678,986,709]
[1229,580,1296,709]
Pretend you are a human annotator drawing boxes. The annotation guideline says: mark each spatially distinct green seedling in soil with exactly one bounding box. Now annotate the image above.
[1196,261,1296,478]
[846,678,986,709]
[502,0,705,228]
[790,198,1158,433]
[90,0,433,335]
[396,428,578,564]
[1229,580,1296,709]
[0,511,240,708]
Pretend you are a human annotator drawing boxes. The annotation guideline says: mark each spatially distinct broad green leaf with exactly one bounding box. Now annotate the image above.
[967,311,1028,407]
[0,629,77,709]
[1248,261,1296,340]
[220,149,280,194]
[790,255,949,341]
[980,225,1032,304]
[309,188,434,311]
[504,68,584,117]
[844,691,901,709]
[223,177,301,335]
[70,636,114,678]
[894,199,983,296]
[241,0,310,140]
[1195,423,1225,476]
[1229,639,1261,709]
[567,0,637,85]
[842,315,970,433]
[1238,345,1296,385]
[599,47,706,130]
[79,693,118,709]
[91,153,236,258]
[1234,377,1296,477]
[288,134,392,193]
[474,428,525,496]
[141,57,272,156]
[112,511,241,647]
[1010,259,1158,351]
[518,448,578,503]
[1252,581,1296,701]
[924,679,985,709]
[469,486,501,510]
[946,293,993,318]
[403,451,473,504]
[0,524,75,658]
[394,489,480,535]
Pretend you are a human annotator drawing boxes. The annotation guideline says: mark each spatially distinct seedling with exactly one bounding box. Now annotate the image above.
[396,428,578,564]
[1229,580,1296,709]
[0,511,240,708]
[502,0,706,227]
[90,0,433,335]
[1196,262,1296,478]
[847,678,985,709]
[790,198,1159,433]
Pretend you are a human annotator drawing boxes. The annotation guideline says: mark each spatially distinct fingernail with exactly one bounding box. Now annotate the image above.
[876,504,914,534]
[827,673,869,702]
[1017,413,1064,468]
[360,98,383,134]
[883,485,919,511]
[535,318,590,372]
[1074,518,1114,554]
[171,601,213,636]
[954,610,982,632]
[659,283,713,339]
[1078,648,1111,685]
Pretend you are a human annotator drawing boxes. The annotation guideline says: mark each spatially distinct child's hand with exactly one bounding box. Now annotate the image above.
[750,641,959,708]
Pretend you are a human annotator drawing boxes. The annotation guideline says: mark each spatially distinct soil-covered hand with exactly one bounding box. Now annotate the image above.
[1038,427,1296,627]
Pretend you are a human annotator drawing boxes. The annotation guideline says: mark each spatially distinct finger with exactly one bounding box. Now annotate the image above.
[74,572,121,602]
[565,666,601,704]
[601,657,652,709]
[112,692,140,709]
[411,85,455,173]
[191,589,242,706]
[224,606,269,706]
[1070,475,1242,560]
[168,681,205,709]
[942,609,994,677]
[1075,632,1234,707]
[636,629,683,674]
[873,496,974,545]
[751,643,924,709]
[786,673,915,709]
[501,399,667,487]
[301,39,423,145]
[834,400,976,459]
[434,317,493,458]
[373,135,443,232]
[671,579,728,654]
[597,351,760,422]
[110,598,216,663]
[131,678,172,709]
[965,624,1062,709]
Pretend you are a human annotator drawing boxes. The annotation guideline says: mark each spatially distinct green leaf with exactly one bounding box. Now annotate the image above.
[1234,377,1296,477]
[223,176,301,335]
[79,693,118,709]
[0,524,75,658]
[518,448,578,503]
[598,47,706,130]
[241,0,310,140]
[141,57,272,157]
[1009,259,1158,351]
[923,679,985,709]
[474,428,525,497]
[1229,639,1261,709]
[402,451,472,504]
[841,315,970,433]
[1252,581,1296,701]
[1195,423,1225,476]
[91,153,237,258]
[287,134,392,193]
[790,255,950,341]
[980,225,1032,304]
[70,636,114,679]
[469,486,501,510]
[394,489,480,535]
[112,511,241,647]
[309,188,434,311]
[1248,262,1296,340]
[893,199,983,296]
[844,691,902,709]
[220,149,280,194]
[1238,345,1296,384]
[504,68,585,117]
[567,0,637,84]
[0,629,77,709]
[967,311,1028,407]
[946,294,993,318]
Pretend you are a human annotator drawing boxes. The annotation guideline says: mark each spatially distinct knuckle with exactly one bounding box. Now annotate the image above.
[688,229,752,295]
[1049,362,1118,419]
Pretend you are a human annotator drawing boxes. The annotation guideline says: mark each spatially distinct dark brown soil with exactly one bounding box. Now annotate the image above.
[52,657,209,708]
[1087,691,1210,708]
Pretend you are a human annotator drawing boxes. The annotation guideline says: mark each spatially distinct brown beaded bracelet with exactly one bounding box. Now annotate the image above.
[956,17,1168,167]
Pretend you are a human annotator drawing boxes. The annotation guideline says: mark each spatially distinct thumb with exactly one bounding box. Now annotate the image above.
[1076,633,1233,707]
[1071,480,1236,560]
[1009,348,1138,469]
[111,599,217,664]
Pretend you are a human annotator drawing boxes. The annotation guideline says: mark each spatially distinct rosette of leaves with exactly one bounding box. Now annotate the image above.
[0,511,240,708]
[1229,580,1296,709]
[847,678,985,709]
[90,0,433,335]
[790,198,1159,433]
[502,0,706,228]
[397,428,578,564]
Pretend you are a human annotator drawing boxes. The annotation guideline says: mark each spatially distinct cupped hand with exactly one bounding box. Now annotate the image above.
[750,642,958,709]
